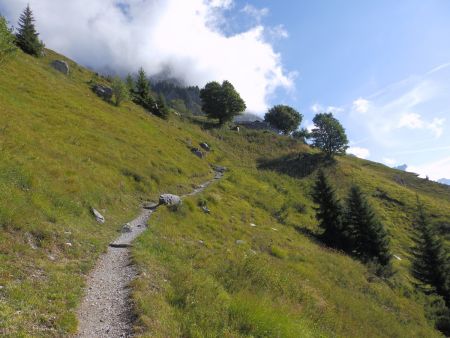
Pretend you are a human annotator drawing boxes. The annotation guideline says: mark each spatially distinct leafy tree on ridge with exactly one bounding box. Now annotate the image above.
[264,105,302,134]
[0,15,17,64]
[200,80,246,125]
[310,113,348,158]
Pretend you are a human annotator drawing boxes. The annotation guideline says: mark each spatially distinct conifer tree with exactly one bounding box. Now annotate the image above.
[156,93,169,119]
[345,185,391,265]
[411,200,449,306]
[135,67,150,103]
[125,73,134,96]
[15,5,43,56]
[312,170,348,249]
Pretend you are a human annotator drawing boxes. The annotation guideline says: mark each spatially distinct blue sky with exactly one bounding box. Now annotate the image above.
[1,0,449,179]
[226,0,450,179]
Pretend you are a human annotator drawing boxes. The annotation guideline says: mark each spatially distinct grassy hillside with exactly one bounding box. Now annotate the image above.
[0,49,219,336]
[131,129,450,337]
[0,50,449,337]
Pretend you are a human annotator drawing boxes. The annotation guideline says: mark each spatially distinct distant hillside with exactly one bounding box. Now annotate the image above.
[1,48,449,337]
[151,79,203,115]
[438,178,450,185]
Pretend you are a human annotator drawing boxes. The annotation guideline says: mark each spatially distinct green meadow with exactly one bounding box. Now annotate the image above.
[0,50,449,337]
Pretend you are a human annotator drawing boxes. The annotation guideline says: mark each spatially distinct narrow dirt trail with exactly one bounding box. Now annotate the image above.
[75,169,224,337]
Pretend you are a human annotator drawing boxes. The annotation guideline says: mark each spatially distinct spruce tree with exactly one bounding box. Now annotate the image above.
[345,185,391,265]
[15,5,43,56]
[125,73,134,96]
[312,170,348,249]
[411,200,449,306]
[156,93,169,119]
[135,67,150,103]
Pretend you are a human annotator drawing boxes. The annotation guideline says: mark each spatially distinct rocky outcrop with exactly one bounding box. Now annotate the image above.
[159,194,182,206]
[51,60,69,75]
[92,84,113,101]
[191,148,204,159]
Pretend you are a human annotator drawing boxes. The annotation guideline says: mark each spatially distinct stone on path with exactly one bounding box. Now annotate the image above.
[159,194,182,206]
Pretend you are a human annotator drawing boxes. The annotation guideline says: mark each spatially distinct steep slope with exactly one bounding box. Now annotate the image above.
[131,130,450,337]
[0,49,218,336]
[0,50,449,337]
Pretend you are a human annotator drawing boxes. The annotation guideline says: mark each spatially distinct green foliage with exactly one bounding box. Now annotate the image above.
[292,128,311,143]
[411,200,450,306]
[134,67,150,103]
[264,105,302,134]
[152,81,203,115]
[311,113,349,157]
[155,94,170,119]
[111,76,129,106]
[0,16,17,65]
[15,5,44,57]
[312,170,347,248]
[345,185,391,266]
[125,73,134,95]
[200,80,246,125]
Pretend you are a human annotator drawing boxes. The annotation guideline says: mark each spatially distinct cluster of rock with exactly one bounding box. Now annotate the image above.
[92,84,113,101]
[191,141,211,159]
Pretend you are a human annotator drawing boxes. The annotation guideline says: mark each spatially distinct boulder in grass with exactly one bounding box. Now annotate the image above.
[92,84,113,101]
[91,208,105,224]
[191,148,204,159]
[213,165,227,173]
[199,142,211,151]
[51,60,69,75]
[159,194,182,206]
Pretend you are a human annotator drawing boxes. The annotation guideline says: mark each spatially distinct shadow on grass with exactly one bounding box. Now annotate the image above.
[294,225,323,245]
[257,152,335,179]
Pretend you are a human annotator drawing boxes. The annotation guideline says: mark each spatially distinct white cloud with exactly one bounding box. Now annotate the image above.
[398,112,424,129]
[382,158,397,166]
[345,72,448,149]
[304,121,315,132]
[241,4,269,23]
[0,0,293,114]
[408,156,450,180]
[398,113,445,137]
[352,98,370,113]
[310,103,343,114]
[266,24,289,39]
[347,147,370,159]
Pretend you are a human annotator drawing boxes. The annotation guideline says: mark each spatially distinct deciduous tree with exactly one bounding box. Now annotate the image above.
[200,80,246,125]
[311,113,348,157]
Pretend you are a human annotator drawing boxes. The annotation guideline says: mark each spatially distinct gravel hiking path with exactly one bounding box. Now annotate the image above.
[75,169,223,338]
